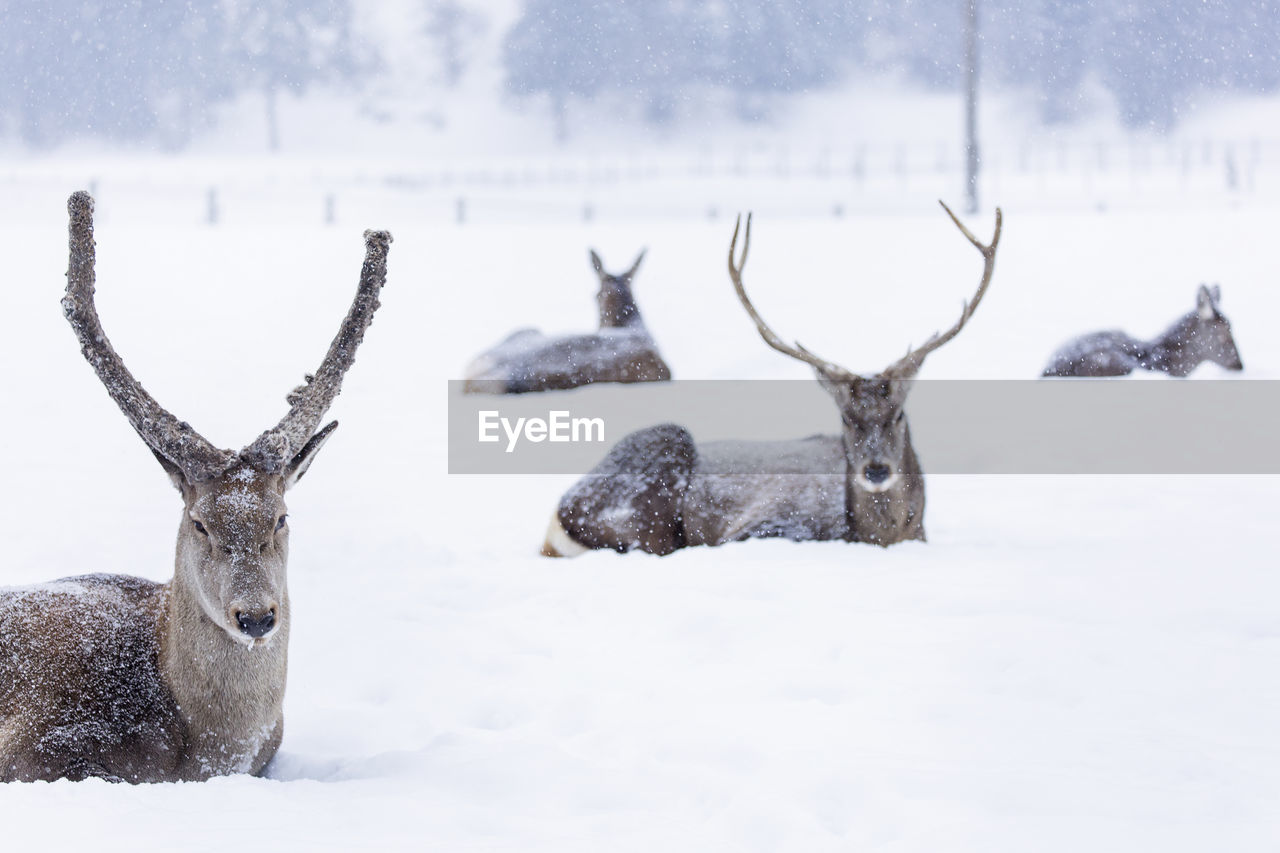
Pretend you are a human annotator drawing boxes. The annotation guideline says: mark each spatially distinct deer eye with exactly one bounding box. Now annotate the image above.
[896,410,905,423]
[192,520,208,536]
[275,515,288,532]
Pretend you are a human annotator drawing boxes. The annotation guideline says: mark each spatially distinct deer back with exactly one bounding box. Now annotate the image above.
[465,328,670,393]
[464,249,670,394]
[681,435,849,546]
[1042,285,1244,377]
[0,575,182,782]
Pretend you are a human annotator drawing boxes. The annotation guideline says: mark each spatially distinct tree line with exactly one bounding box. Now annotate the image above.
[0,0,375,149]
[506,0,1280,133]
[1,0,1277,149]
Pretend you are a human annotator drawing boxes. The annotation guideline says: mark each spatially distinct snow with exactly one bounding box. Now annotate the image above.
[463,325,666,392]
[2,84,1280,853]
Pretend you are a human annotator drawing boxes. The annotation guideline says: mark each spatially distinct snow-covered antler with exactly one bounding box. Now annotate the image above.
[882,202,1002,380]
[240,228,393,472]
[63,191,237,483]
[727,213,858,383]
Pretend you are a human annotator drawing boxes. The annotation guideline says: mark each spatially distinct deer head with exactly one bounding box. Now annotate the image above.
[727,202,1002,496]
[63,191,390,646]
[1191,284,1244,370]
[590,248,647,329]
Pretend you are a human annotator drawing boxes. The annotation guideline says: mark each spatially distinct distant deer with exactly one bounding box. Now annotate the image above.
[464,249,671,393]
[0,192,391,783]
[542,203,1001,557]
[1042,284,1243,377]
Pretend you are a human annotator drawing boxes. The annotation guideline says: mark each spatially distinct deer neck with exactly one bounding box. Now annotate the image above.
[160,569,289,776]
[843,438,925,546]
[1143,313,1201,376]
[599,295,645,331]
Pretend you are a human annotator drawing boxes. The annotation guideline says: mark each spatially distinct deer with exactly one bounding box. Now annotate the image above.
[541,202,1001,558]
[463,249,671,393]
[0,192,391,783]
[1041,284,1243,377]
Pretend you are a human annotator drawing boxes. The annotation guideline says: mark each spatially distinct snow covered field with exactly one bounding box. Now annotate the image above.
[1,153,1278,851]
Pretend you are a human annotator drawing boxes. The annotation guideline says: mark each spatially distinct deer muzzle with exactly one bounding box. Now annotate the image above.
[857,462,900,493]
[234,606,278,639]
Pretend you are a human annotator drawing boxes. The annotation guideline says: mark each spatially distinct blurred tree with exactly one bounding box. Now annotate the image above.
[884,0,1280,131]
[986,0,1091,123]
[861,0,963,87]
[712,0,856,121]
[423,0,488,88]
[0,0,232,148]
[504,0,855,136]
[224,0,372,151]
[599,1,713,125]
[503,0,607,141]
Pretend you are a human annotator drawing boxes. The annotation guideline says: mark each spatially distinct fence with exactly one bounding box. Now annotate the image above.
[2,137,1276,227]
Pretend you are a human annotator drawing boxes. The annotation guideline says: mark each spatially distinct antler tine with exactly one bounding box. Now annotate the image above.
[728,213,854,381]
[883,202,1002,379]
[63,191,236,483]
[241,228,393,472]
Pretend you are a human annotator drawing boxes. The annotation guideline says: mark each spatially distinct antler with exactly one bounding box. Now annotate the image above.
[63,191,237,483]
[728,213,856,382]
[882,201,1002,379]
[240,228,393,472]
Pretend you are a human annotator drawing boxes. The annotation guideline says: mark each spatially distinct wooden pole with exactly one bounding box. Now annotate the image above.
[964,0,980,213]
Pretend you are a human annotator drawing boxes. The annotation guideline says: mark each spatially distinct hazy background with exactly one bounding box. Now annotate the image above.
[4,0,1280,146]
[1,0,1276,229]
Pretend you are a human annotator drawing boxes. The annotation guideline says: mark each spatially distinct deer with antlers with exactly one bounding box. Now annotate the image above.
[464,249,671,393]
[542,203,1001,557]
[0,193,390,782]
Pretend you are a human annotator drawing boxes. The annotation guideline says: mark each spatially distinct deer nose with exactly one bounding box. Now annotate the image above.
[235,608,277,638]
[863,463,891,484]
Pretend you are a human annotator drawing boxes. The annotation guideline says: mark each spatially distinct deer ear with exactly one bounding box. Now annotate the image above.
[1211,283,1222,303]
[589,250,605,276]
[1196,284,1216,320]
[888,377,915,406]
[150,448,189,492]
[812,367,852,406]
[284,421,338,490]
[626,248,647,278]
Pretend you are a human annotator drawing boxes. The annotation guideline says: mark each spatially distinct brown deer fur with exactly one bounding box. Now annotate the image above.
[1042,285,1243,377]
[544,203,1000,557]
[464,249,671,393]
[0,193,390,782]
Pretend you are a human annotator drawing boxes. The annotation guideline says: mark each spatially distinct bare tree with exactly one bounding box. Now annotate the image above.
[423,0,488,88]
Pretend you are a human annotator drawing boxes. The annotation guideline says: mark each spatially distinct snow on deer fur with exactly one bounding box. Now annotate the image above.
[463,249,671,393]
[0,193,391,783]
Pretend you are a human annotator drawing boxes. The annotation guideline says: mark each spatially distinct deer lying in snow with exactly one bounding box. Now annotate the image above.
[0,192,391,783]
[1041,284,1243,377]
[542,202,1001,557]
[464,249,671,393]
